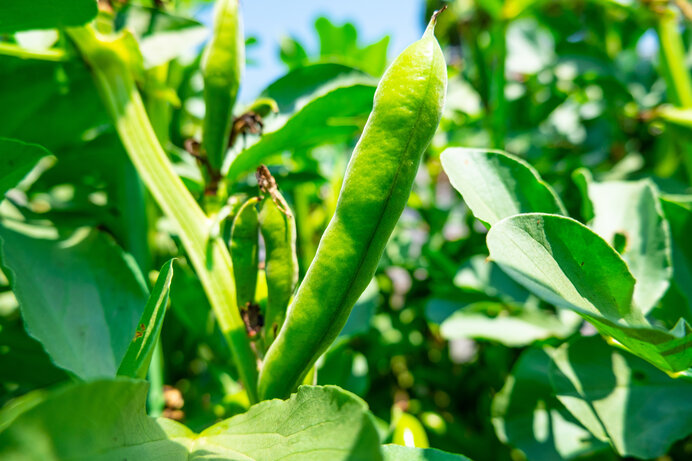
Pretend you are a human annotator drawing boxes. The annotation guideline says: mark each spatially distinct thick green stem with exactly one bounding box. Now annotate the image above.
[144,63,172,148]
[489,20,507,149]
[0,42,67,61]
[68,26,258,403]
[655,8,692,184]
[657,10,692,107]
[147,339,165,416]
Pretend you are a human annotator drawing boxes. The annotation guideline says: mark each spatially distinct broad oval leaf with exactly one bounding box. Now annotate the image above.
[381,444,472,460]
[440,302,580,347]
[440,148,565,226]
[198,385,382,460]
[0,221,148,380]
[0,0,98,33]
[0,138,49,198]
[549,336,692,459]
[487,213,692,372]
[660,195,692,323]
[226,64,376,181]
[0,381,383,461]
[581,176,672,314]
[491,347,606,460]
[0,378,185,460]
[487,213,638,324]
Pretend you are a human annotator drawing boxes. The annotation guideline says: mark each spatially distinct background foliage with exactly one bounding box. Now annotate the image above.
[1,0,692,459]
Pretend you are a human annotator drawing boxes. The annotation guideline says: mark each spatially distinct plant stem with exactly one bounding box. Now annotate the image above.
[655,7,692,184]
[489,20,507,149]
[68,25,258,404]
[147,339,165,416]
[0,42,67,61]
[657,9,692,107]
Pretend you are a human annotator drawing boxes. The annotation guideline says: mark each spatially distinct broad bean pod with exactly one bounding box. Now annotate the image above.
[230,197,259,310]
[258,12,447,400]
[201,0,244,173]
[257,166,299,348]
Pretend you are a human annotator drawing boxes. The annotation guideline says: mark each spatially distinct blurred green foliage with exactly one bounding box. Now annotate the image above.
[1,0,692,460]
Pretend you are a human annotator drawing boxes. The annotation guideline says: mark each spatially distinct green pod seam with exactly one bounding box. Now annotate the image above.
[201,0,244,172]
[258,12,447,400]
[258,175,299,349]
[230,197,259,310]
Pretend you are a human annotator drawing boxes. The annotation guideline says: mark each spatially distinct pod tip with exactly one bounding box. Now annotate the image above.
[432,5,448,24]
[425,5,447,36]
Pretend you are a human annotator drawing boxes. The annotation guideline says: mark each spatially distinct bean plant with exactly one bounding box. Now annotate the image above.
[0,0,691,460]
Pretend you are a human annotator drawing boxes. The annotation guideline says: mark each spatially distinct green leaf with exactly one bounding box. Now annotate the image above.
[491,348,606,461]
[0,59,108,152]
[487,213,692,372]
[318,340,370,396]
[440,148,566,226]
[0,380,384,460]
[581,176,672,314]
[660,195,692,323]
[0,0,98,33]
[117,260,175,379]
[120,6,207,69]
[314,17,389,77]
[198,385,382,460]
[454,255,530,303]
[0,379,187,460]
[262,63,373,113]
[381,444,472,461]
[226,64,376,181]
[440,302,580,347]
[0,316,68,392]
[0,222,148,379]
[487,213,638,323]
[549,336,692,458]
[280,36,309,70]
[0,138,49,198]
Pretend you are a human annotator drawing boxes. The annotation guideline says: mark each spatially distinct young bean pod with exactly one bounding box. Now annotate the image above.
[230,197,259,310]
[257,166,299,349]
[258,12,447,400]
[201,0,244,173]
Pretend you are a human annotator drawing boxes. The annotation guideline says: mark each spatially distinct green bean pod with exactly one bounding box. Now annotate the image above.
[258,12,447,400]
[230,197,259,309]
[259,188,299,348]
[201,0,244,172]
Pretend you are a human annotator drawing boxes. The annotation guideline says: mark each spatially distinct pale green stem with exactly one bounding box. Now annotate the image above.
[68,25,258,403]
[0,42,67,61]
[657,9,692,107]
[655,8,692,184]
[489,20,507,149]
[147,339,165,416]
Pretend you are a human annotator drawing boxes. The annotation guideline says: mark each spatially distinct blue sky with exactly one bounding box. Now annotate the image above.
[198,0,424,102]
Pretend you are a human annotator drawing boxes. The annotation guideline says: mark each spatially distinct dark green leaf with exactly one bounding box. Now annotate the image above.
[440,302,580,347]
[0,380,384,460]
[226,64,376,181]
[0,222,148,379]
[117,260,175,379]
[441,148,566,226]
[550,336,692,458]
[318,340,370,396]
[0,0,98,33]
[381,444,472,461]
[582,176,672,314]
[492,348,606,460]
[660,195,692,323]
[487,213,692,372]
[0,138,49,198]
